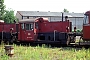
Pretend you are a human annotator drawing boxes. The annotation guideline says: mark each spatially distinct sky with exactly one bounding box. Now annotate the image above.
[4,0,90,13]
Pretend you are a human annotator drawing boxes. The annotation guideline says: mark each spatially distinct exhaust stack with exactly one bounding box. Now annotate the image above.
[62,12,63,21]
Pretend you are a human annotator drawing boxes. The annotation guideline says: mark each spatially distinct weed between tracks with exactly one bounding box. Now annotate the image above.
[0,43,90,60]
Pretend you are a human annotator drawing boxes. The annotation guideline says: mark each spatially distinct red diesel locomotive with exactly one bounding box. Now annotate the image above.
[1,10,90,45]
[0,16,72,45]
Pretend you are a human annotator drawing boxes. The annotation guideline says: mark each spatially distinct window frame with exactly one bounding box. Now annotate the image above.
[21,23,25,30]
[25,23,34,30]
[83,15,89,25]
[35,22,38,29]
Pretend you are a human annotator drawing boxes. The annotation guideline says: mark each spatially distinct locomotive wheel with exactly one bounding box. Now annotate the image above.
[10,39,14,44]
[9,36,16,44]
[70,36,76,43]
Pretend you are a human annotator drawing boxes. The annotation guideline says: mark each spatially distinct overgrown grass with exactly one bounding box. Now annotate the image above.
[0,43,90,60]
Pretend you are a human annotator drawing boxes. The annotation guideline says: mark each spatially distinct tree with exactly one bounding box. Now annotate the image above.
[63,8,69,13]
[0,0,5,20]
[4,9,17,23]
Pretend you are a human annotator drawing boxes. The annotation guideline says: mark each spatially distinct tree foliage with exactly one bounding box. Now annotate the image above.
[4,9,17,23]
[63,8,69,13]
[0,0,17,23]
[0,0,6,20]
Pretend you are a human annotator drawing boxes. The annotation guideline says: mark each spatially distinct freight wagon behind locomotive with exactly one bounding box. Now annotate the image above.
[83,10,90,41]
[0,16,72,45]
[0,21,17,43]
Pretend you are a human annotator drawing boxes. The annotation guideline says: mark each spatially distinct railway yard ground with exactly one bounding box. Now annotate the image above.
[0,39,90,60]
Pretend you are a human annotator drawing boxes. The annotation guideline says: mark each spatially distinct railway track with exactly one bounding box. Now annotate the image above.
[13,40,90,49]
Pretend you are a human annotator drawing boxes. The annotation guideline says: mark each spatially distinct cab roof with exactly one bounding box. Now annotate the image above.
[19,17,49,23]
[19,19,35,23]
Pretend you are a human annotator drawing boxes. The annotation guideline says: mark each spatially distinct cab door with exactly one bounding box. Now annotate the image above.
[18,23,25,41]
[25,23,34,41]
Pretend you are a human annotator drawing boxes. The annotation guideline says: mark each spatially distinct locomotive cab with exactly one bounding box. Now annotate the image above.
[18,19,36,42]
[18,18,49,42]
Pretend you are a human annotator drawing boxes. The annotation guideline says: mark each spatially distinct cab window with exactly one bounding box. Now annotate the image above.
[35,22,38,29]
[26,23,34,30]
[21,23,24,29]
[83,15,89,24]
